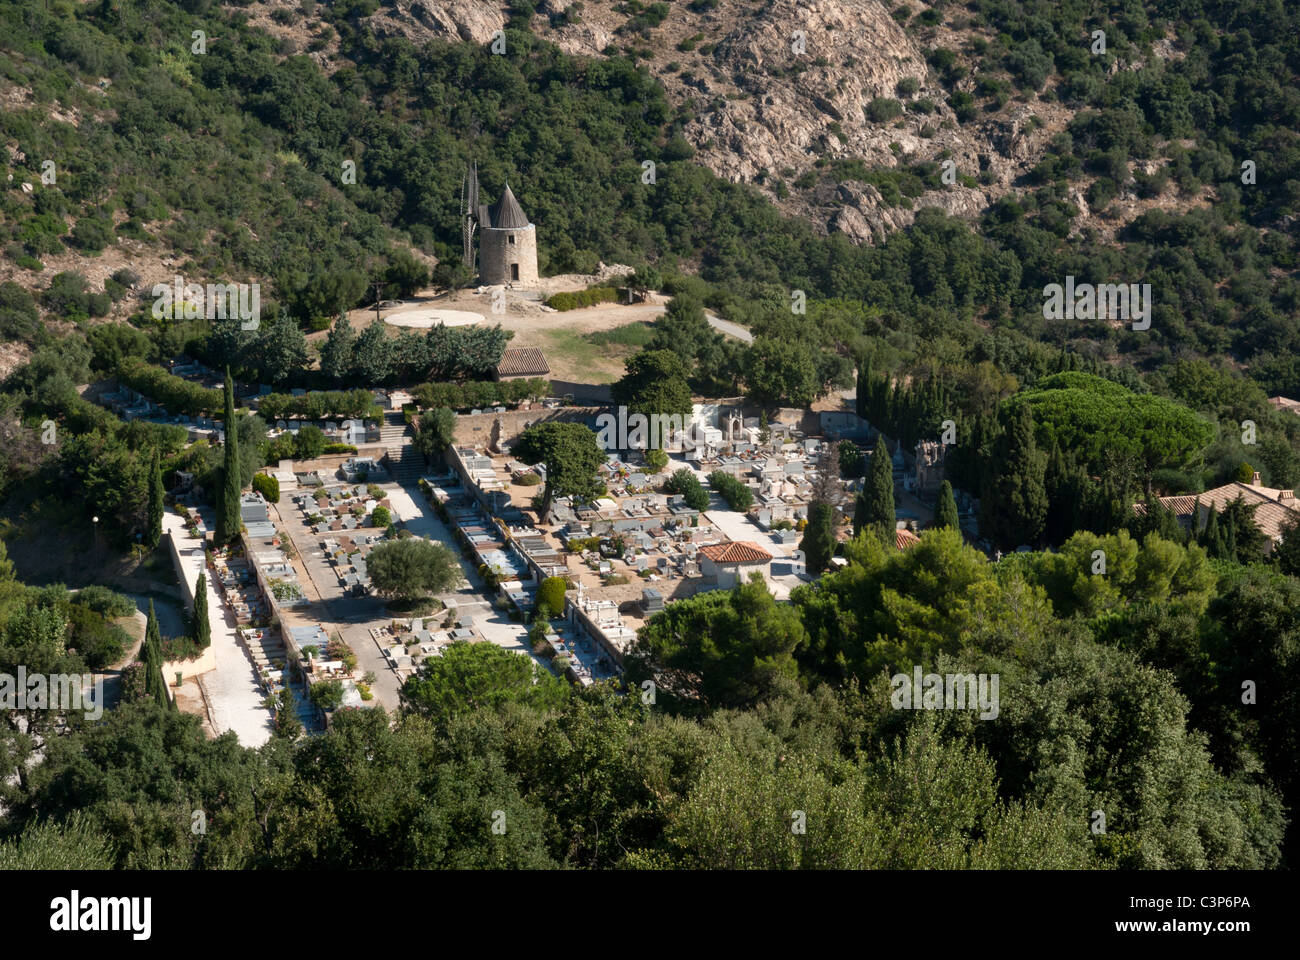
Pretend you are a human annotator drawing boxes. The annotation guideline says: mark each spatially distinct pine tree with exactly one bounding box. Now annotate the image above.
[934,480,960,531]
[218,367,243,546]
[980,404,1047,550]
[855,438,895,541]
[145,449,164,550]
[191,573,211,649]
[799,501,836,573]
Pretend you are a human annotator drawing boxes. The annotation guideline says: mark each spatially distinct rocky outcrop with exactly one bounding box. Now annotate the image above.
[377,0,506,45]
[251,0,1191,243]
[831,182,987,244]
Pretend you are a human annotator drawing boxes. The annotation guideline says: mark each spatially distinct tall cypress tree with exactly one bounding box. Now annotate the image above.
[143,600,168,708]
[934,479,960,531]
[855,438,896,541]
[191,573,211,649]
[145,449,164,550]
[799,501,836,573]
[218,367,242,545]
[1201,503,1225,557]
[980,404,1047,551]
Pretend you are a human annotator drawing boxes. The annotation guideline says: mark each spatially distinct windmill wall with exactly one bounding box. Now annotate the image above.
[480,224,538,286]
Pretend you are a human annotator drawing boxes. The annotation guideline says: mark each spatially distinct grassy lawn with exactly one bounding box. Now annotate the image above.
[541,321,656,384]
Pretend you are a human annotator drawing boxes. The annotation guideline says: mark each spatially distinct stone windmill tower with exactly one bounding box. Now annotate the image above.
[477,182,538,287]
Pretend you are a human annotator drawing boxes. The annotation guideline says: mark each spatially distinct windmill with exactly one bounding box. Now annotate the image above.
[461,162,480,274]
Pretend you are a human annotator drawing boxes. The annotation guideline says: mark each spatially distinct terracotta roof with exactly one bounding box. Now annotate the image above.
[487,184,530,229]
[1268,396,1300,414]
[1133,481,1300,542]
[698,541,773,565]
[495,347,550,378]
[895,528,921,549]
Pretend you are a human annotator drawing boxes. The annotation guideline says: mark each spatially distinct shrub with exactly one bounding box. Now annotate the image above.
[546,286,619,311]
[537,576,568,615]
[309,679,344,711]
[371,505,392,527]
[73,585,135,618]
[68,605,130,669]
[252,472,280,503]
[865,97,904,123]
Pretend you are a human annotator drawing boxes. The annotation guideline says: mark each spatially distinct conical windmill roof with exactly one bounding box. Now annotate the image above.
[488,184,531,228]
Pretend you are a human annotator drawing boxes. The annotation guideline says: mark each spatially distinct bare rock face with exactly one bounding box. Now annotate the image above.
[685,0,944,184]
[384,0,506,44]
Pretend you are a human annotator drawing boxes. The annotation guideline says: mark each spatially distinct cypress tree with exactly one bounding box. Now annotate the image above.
[218,367,243,545]
[1274,516,1300,577]
[855,438,896,541]
[143,600,167,707]
[1146,494,1184,543]
[1201,504,1224,557]
[146,449,164,550]
[799,501,836,573]
[980,404,1047,551]
[191,573,211,649]
[1043,438,1070,544]
[934,480,960,531]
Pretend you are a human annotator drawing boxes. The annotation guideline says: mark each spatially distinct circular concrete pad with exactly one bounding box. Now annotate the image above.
[383,308,486,328]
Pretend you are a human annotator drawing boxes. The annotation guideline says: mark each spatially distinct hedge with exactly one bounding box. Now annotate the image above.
[707,471,754,511]
[410,378,550,411]
[258,389,383,422]
[546,286,620,311]
[118,359,222,416]
[665,468,710,511]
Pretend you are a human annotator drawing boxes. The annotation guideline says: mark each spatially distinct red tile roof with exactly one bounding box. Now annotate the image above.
[1133,481,1300,542]
[895,528,921,549]
[495,347,550,378]
[698,541,774,565]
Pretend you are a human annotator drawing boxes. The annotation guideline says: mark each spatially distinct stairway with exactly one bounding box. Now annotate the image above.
[381,411,425,483]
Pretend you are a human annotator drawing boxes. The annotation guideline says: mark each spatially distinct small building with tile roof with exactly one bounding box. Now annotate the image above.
[697,540,774,589]
[1132,471,1300,551]
[494,347,550,381]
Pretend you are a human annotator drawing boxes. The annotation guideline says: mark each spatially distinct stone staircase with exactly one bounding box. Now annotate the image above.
[246,629,289,673]
[381,411,424,483]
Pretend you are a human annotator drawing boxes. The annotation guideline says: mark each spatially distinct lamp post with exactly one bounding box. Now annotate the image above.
[92,515,99,552]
